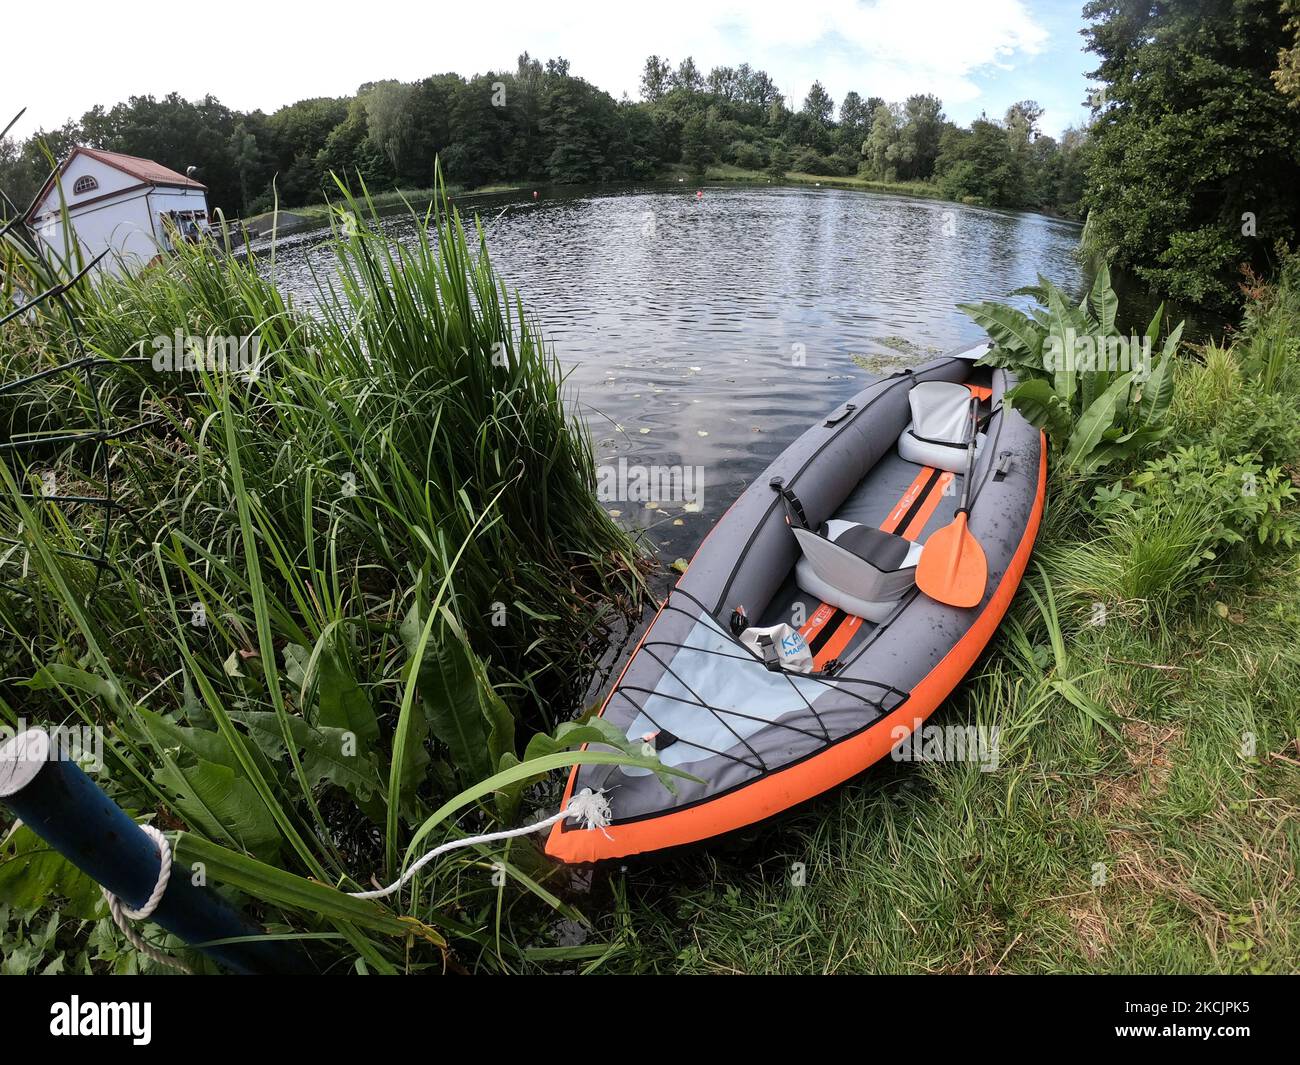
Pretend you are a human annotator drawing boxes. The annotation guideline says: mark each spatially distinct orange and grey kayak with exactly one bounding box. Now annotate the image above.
[546,346,1045,863]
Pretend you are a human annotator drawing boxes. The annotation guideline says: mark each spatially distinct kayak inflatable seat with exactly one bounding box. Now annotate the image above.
[792,519,922,624]
[898,379,987,471]
[546,347,1046,864]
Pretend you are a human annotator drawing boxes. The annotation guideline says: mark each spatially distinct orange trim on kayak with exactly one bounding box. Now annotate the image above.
[798,602,838,643]
[544,434,1048,864]
[901,470,954,540]
[880,466,936,534]
[812,613,862,669]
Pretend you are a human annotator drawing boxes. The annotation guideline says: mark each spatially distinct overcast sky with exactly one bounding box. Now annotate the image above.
[4,0,1095,141]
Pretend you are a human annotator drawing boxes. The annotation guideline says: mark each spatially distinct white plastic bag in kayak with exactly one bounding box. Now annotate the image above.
[738,623,814,674]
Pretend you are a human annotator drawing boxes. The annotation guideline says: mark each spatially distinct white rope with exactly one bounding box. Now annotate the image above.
[349,787,612,902]
[102,824,192,974]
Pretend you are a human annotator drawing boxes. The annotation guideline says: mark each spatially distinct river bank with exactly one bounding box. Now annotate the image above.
[235,168,1061,239]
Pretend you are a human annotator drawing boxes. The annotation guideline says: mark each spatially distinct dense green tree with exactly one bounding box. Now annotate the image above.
[837,91,870,150]
[541,77,616,183]
[707,66,740,101]
[680,113,714,175]
[766,140,790,179]
[365,81,418,175]
[934,117,1023,206]
[1276,1,1300,103]
[228,122,260,215]
[315,96,393,197]
[896,94,945,180]
[640,56,673,103]
[442,73,512,187]
[862,102,902,179]
[739,67,780,109]
[672,57,705,94]
[802,81,834,125]
[1082,0,1300,309]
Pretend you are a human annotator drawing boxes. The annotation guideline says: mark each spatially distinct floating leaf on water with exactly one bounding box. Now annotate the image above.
[671,558,689,574]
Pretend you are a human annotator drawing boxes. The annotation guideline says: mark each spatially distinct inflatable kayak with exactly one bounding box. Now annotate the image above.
[546,345,1046,863]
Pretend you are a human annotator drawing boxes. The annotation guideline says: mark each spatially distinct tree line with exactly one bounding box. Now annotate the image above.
[6,1,1300,312]
[0,52,1089,224]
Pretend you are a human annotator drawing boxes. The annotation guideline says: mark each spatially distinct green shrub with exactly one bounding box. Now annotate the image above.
[1129,446,1299,551]
[729,141,764,170]
[791,148,833,175]
[960,264,1183,473]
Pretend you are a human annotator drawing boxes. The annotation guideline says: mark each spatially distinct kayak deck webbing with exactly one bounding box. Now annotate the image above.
[614,590,909,775]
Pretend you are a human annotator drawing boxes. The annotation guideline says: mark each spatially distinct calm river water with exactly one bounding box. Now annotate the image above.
[257,184,1083,571]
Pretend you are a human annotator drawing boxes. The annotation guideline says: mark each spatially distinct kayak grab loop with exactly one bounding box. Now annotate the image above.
[348,788,613,902]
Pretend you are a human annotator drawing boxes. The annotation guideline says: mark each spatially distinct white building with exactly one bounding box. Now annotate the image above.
[26,147,210,277]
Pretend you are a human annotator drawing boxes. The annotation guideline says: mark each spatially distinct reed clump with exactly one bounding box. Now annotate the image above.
[0,181,650,972]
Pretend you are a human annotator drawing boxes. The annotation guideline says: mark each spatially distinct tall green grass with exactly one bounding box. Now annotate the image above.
[0,183,653,971]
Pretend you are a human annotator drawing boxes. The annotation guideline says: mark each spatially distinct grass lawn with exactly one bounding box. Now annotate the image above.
[689,163,948,201]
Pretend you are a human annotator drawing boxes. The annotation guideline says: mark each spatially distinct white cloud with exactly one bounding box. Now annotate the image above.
[6,0,1050,138]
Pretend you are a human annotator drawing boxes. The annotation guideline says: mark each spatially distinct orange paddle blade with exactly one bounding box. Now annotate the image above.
[916,513,988,608]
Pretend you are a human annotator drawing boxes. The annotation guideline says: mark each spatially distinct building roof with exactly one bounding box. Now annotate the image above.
[26,146,207,220]
[77,147,207,190]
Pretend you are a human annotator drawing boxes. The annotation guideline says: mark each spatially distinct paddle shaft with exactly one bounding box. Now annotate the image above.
[956,396,979,515]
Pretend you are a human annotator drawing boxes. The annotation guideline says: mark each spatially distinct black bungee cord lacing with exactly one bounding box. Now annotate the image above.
[600,585,907,774]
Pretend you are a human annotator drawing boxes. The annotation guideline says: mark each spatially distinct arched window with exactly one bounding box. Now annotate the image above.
[72,175,98,195]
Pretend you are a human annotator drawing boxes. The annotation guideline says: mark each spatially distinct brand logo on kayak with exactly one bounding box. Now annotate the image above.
[596,459,704,510]
[1043,329,1152,379]
[889,719,1000,771]
[50,996,151,1045]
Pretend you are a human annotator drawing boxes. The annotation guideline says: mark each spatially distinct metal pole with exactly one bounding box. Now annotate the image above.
[0,728,312,974]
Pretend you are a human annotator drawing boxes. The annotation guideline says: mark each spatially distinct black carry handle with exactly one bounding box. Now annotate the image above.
[770,476,810,530]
